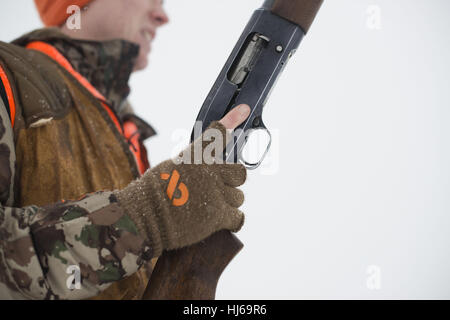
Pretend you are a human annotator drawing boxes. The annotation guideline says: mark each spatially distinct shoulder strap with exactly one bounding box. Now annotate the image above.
[26,41,123,134]
[0,64,16,128]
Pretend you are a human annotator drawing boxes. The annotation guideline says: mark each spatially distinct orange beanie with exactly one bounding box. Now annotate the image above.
[34,0,93,27]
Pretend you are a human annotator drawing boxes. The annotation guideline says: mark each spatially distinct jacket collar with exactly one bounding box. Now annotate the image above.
[13,28,139,115]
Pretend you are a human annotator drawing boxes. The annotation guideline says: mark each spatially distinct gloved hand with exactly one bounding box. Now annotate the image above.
[115,105,250,257]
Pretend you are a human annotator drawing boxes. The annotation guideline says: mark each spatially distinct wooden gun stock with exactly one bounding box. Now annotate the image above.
[143,231,243,300]
[143,0,322,300]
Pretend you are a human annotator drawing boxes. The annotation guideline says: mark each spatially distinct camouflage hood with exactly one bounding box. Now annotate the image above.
[12,28,139,115]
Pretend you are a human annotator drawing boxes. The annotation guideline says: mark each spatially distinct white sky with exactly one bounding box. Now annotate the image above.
[1,0,450,299]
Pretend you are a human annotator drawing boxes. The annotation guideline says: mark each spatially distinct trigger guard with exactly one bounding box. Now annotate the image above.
[239,128,272,170]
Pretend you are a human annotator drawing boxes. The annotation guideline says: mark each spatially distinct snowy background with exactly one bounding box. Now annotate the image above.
[1,0,449,299]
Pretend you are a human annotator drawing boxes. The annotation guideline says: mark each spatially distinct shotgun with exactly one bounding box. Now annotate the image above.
[143,0,323,300]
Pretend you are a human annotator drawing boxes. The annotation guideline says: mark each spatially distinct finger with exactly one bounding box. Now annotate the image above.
[219,104,251,130]
[222,206,245,233]
[176,121,228,163]
[223,186,245,208]
[219,164,247,187]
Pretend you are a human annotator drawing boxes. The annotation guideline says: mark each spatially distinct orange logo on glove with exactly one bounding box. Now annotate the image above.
[160,170,189,207]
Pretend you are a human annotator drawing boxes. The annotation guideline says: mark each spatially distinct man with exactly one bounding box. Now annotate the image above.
[0,0,250,300]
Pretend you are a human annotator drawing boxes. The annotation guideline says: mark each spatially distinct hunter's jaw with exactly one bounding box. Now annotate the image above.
[133,28,156,71]
[142,30,155,43]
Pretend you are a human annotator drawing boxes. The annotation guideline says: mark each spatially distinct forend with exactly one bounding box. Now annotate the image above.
[263,0,324,34]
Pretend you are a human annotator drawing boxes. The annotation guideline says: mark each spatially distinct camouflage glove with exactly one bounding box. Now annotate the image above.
[115,121,246,257]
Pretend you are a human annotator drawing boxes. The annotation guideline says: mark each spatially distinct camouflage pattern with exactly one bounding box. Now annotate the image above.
[0,189,153,300]
[0,96,15,208]
[0,29,157,299]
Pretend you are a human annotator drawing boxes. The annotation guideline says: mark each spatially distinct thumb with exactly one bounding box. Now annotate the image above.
[219,104,251,130]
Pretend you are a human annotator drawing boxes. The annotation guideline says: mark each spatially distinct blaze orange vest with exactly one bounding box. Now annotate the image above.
[26,41,149,176]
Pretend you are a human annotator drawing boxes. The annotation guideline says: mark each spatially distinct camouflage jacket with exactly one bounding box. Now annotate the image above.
[0,28,157,299]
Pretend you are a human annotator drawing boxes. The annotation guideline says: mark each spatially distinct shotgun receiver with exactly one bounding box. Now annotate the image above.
[192,0,323,169]
[143,0,323,300]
